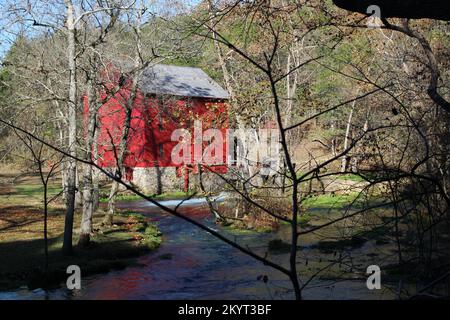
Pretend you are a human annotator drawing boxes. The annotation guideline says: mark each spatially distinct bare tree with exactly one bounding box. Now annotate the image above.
[13,126,64,271]
[1,0,448,300]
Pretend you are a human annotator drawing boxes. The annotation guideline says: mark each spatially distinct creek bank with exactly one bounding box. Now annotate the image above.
[0,210,162,291]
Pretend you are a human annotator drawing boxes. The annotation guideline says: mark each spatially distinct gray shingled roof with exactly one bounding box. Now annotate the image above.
[137,64,229,100]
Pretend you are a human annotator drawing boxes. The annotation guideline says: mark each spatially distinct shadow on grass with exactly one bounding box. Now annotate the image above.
[0,205,44,233]
[0,216,162,291]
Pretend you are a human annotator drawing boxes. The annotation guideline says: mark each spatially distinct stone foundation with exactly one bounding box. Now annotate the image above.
[132,167,183,194]
[131,167,228,194]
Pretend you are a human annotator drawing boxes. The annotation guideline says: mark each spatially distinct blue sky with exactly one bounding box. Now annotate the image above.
[0,0,201,60]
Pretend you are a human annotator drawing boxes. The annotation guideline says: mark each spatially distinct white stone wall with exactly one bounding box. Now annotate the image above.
[132,167,184,194]
[131,166,230,194]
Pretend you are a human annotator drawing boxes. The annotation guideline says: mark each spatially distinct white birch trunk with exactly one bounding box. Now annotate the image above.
[62,0,77,255]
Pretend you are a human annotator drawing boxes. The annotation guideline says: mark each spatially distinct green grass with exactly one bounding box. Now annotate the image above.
[15,184,62,198]
[339,173,365,182]
[222,224,259,235]
[302,192,362,209]
[301,192,387,210]
[0,182,63,207]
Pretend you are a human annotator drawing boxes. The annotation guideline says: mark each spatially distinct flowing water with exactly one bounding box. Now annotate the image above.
[0,199,394,300]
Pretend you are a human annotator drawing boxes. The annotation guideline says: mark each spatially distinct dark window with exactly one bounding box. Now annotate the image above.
[157,98,164,131]
[158,111,163,131]
[159,143,164,159]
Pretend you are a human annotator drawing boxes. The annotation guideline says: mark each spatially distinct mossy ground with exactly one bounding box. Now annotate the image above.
[301,192,363,209]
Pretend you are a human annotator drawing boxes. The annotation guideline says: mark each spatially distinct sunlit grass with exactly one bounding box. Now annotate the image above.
[339,173,365,182]
[302,192,362,209]
[15,184,62,198]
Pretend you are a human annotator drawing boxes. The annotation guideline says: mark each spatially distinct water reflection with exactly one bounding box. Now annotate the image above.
[0,199,393,300]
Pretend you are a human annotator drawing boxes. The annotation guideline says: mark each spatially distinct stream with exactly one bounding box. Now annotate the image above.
[0,198,394,300]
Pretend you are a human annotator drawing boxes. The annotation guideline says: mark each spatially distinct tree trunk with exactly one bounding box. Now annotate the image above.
[78,76,96,247]
[104,180,119,225]
[92,126,100,211]
[61,158,68,200]
[341,93,358,173]
[75,166,82,206]
[43,180,49,272]
[62,0,77,256]
[56,116,68,201]
[208,0,234,100]
[103,101,132,226]
[79,162,94,247]
[104,11,144,226]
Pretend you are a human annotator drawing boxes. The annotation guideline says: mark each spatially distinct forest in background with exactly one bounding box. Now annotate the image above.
[0,0,449,299]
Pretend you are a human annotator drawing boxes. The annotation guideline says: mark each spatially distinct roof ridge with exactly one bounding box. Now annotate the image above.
[152,63,203,70]
[137,63,229,99]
